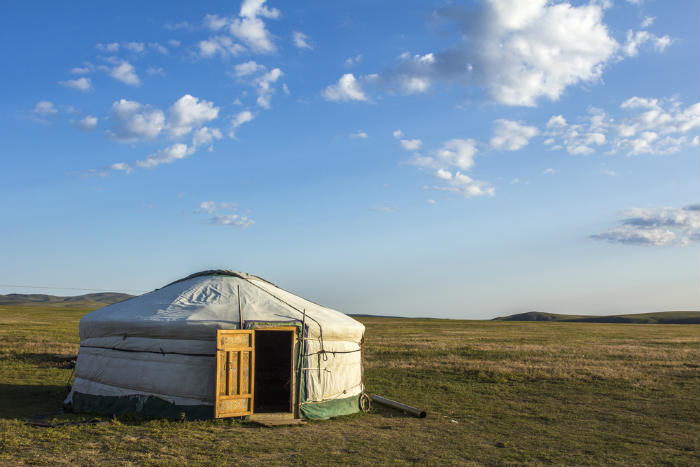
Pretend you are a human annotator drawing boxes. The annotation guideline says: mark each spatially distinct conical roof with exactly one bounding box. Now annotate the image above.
[80,270,364,343]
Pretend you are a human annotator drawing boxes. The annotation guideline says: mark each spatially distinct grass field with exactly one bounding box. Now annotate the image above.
[0,304,698,466]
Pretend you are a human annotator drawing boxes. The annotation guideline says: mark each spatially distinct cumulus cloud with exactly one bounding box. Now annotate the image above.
[229,110,255,137]
[621,29,671,57]
[230,0,279,54]
[110,61,140,86]
[293,31,312,49]
[345,54,363,66]
[192,126,223,148]
[212,214,254,227]
[232,60,265,77]
[198,35,245,58]
[33,101,58,117]
[123,42,145,53]
[106,99,166,143]
[545,97,699,156]
[96,42,119,53]
[541,167,556,175]
[378,0,619,106]
[135,143,194,168]
[255,68,282,108]
[322,74,369,102]
[436,139,478,170]
[77,115,98,131]
[350,130,368,139]
[436,172,495,198]
[392,129,404,139]
[167,94,219,138]
[591,204,700,246]
[199,200,217,214]
[60,77,93,92]
[400,139,423,151]
[490,119,538,150]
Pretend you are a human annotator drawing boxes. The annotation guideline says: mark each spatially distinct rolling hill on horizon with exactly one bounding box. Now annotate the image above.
[494,311,700,324]
[0,292,133,307]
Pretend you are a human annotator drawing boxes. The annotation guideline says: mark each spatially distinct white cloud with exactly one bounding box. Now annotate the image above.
[322,74,369,102]
[168,94,219,138]
[135,143,194,168]
[96,42,119,53]
[69,66,91,74]
[591,204,699,246]
[622,30,672,57]
[436,139,478,170]
[427,199,436,204]
[168,39,181,48]
[149,42,168,54]
[204,14,228,31]
[110,162,132,174]
[77,115,98,131]
[198,35,245,58]
[233,60,265,77]
[435,169,452,180]
[230,0,279,54]
[199,200,217,214]
[33,101,58,116]
[59,77,92,92]
[106,99,165,143]
[345,54,363,66]
[400,139,423,151]
[293,31,312,49]
[490,119,538,150]
[601,168,617,176]
[110,61,140,86]
[123,42,145,53]
[255,68,282,108]
[437,172,494,198]
[392,129,404,139]
[381,0,618,106]
[640,16,655,28]
[192,126,223,148]
[546,115,567,128]
[350,130,368,139]
[544,98,699,156]
[542,167,556,175]
[229,110,255,138]
[212,214,254,227]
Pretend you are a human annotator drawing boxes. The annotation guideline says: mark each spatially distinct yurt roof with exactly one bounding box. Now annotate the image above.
[80,270,364,342]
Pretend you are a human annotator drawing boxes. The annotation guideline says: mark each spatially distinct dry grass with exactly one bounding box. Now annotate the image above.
[0,306,698,466]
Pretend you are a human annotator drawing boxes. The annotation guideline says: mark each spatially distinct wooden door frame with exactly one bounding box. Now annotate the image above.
[215,326,298,419]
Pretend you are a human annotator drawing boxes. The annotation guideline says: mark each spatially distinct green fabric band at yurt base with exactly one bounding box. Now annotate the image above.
[300,395,360,420]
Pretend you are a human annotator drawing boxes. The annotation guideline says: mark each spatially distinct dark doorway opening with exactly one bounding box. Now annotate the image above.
[254,330,294,413]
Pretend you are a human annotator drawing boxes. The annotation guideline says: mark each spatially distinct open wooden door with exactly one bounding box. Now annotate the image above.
[215,330,255,418]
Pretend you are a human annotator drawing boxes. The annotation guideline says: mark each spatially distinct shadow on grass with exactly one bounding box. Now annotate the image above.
[0,384,69,419]
[3,352,76,369]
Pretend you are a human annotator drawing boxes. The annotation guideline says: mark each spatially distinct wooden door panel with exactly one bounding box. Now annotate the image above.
[215,330,254,418]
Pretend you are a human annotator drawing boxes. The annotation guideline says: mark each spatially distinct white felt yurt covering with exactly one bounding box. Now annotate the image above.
[64,270,365,419]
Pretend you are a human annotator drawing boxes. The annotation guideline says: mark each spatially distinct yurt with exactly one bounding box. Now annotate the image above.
[64,270,365,420]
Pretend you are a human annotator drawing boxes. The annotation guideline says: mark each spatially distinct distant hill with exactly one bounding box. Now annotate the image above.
[0,292,133,307]
[494,311,700,324]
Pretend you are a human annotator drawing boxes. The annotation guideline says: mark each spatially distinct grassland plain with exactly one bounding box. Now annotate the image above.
[0,304,698,466]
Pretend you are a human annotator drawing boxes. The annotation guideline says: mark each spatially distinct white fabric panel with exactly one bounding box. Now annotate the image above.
[80,337,215,355]
[74,347,215,402]
[304,339,363,402]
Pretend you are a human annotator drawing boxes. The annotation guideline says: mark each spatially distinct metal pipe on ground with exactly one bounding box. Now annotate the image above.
[371,394,427,418]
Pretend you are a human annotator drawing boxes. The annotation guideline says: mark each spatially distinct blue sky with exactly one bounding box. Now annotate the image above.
[1,0,698,318]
